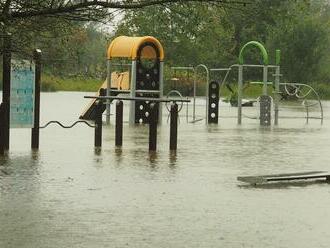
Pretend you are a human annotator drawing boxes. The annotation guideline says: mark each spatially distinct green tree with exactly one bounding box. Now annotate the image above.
[116,0,330,85]
[116,3,235,67]
[0,0,249,78]
[267,0,330,83]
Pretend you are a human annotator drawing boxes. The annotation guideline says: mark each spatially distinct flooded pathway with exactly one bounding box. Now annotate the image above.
[1,92,329,248]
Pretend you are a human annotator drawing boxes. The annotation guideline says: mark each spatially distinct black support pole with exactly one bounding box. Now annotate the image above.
[1,34,11,150]
[170,103,178,151]
[31,49,42,149]
[0,103,4,155]
[115,100,123,147]
[94,101,103,148]
[149,103,157,151]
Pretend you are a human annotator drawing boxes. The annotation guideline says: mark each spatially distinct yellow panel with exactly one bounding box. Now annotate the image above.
[107,36,164,61]
[111,71,130,90]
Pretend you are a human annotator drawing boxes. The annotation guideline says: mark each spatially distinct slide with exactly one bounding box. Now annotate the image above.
[80,72,130,120]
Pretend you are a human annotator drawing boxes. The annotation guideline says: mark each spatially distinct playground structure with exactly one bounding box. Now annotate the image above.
[105,36,165,125]
[81,36,165,124]
[80,72,130,120]
[0,35,324,155]
[169,41,323,125]
[0,34,189,153]
[171,64,209,123]
[81,37,323,128]
[237,41,274,125]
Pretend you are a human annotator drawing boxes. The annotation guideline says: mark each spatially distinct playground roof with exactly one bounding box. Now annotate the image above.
[107,36,164,61]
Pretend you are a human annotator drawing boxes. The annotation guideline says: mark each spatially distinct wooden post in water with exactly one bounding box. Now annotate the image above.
[94,100,103,148]
[149,103,157,151]
[31,49,42,149]
[170,102,178,151]
[115,100,123,147]
[1,34,11,150]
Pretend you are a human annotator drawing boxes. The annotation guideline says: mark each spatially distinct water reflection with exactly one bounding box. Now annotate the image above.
[114,147,122,156]
[94,147,102,156]
[114,147,123,164]
[148,151,158,168]
[0,154,42,247]
[31,149,40,160]
[169,150,177,168]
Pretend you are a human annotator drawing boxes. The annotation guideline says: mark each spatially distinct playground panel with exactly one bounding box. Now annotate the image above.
[10,59,35,128]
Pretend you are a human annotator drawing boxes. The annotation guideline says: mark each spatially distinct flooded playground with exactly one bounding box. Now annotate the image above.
[0,91,330,248]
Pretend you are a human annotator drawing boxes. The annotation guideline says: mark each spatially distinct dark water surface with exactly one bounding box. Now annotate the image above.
[0,92,329,248]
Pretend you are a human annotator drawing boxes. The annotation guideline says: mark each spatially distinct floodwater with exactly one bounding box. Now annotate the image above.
[0,92,330,248]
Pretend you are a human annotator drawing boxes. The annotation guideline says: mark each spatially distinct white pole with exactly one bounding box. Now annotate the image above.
[263,65,268,96]
[274,65,280,125]
[158,62,164,124]
[193,69,197,122]
[106,60,111,125]
[195,64,209,124]
[129,60,137,125]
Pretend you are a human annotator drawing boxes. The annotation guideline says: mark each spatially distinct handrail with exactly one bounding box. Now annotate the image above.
[171,66,194,70]
[40,120,95,129]
[280,82,323,124]
[194,64,209,123]
[238,41,269,65]
[84,95,190,103]
[165,90,184,113]
[170,66,196,122]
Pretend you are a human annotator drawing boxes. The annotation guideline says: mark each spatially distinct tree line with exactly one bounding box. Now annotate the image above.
[116,0,330,84]
[0,0,247,78]
[1,0,330,87]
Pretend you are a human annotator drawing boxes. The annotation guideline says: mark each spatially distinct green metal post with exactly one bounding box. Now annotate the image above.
[238,65,243,124]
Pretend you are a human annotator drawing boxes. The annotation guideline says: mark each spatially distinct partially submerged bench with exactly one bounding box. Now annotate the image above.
[237,171,330,185]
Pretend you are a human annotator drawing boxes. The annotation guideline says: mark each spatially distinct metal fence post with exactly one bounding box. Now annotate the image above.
[32,49,42,149]
[0,104,4,155]
[115,100,123,147]
[149,103,157,151]
[94,100,103,148]
[170,102,178,151]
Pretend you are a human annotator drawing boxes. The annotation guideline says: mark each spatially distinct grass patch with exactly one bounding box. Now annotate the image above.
[39,73,330,101]
[41,74,102,92]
